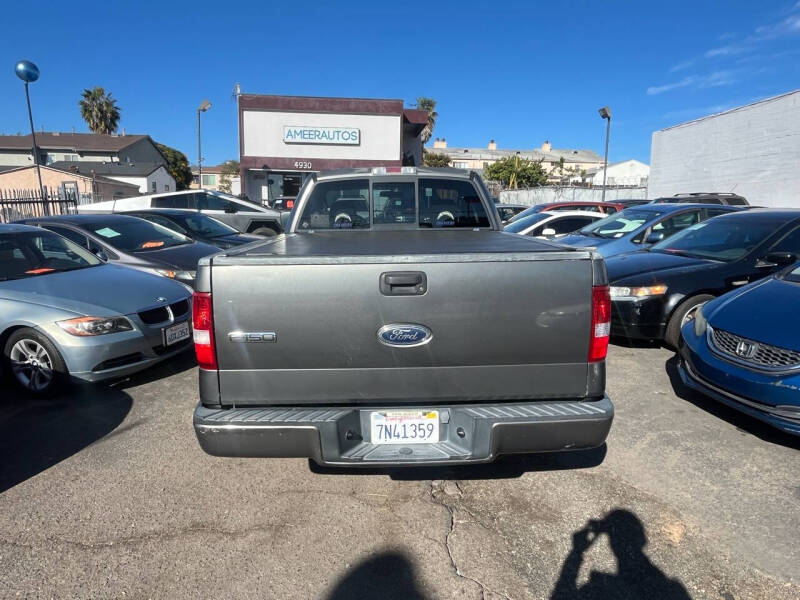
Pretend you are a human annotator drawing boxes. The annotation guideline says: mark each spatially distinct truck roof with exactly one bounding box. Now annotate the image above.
[316,166,474,180]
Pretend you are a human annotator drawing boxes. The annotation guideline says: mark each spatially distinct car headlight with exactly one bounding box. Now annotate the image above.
[609,284,668,298]
[57,316,133,336]
[153,268,196,281]
[693,303,708,337]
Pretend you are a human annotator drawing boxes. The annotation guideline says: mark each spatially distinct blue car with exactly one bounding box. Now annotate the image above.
[558,203,741,258]
[679,262,800,435]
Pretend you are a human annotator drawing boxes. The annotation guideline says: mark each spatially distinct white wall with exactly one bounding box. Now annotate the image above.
[649,90,800,207]
[106,167,174,194]
[146,166,175,194]
[243,111,401,160]
[105,174,147,192]
[591,159,650,186]
[499,186,648,206]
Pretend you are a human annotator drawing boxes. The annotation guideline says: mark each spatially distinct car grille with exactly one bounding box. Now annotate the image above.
[138,299,190,325]
[710,327,800,371]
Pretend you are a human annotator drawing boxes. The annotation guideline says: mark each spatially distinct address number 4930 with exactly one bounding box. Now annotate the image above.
[293,161,312,169]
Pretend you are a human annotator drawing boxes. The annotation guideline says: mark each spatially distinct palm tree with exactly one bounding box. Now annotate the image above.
[416,97,438,144]
[79,87,121,134]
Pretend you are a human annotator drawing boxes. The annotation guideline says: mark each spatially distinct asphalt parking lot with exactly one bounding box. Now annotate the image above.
[1,344,798,599]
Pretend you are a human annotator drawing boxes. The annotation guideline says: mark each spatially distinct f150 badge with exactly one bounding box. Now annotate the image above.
[377,324,433,348]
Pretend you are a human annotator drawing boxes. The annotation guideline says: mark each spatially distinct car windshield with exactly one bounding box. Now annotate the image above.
[176,214,238,238]
[0,230,101,281]
[649,219,777,261]
[579,208,665,239]
[507,205,548,223]
[504,212,551,233]
[86,219,191,252]
[783,263,800,283]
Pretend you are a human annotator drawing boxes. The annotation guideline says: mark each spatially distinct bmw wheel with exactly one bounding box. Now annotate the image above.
[4,329,68,396]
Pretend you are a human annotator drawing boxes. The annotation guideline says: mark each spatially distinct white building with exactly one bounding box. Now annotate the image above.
[238,94,427,205]
[585,159,649,187]
[649,90,800,207]
[49,161,175,195]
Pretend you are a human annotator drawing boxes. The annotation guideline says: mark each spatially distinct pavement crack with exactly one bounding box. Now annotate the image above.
[0,521,291,551]
[428,481,513,600]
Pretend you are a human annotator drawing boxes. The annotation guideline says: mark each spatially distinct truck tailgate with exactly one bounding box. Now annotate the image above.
[210,239,594,406]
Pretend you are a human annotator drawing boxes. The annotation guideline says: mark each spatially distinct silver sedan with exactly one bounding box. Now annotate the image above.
[1,224,193,395]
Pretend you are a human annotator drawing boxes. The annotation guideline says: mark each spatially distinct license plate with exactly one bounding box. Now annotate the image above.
[163,321,191,346]
[370,410,439,444]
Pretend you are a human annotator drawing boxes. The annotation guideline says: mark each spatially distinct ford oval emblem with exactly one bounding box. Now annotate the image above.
[377,324,433,348]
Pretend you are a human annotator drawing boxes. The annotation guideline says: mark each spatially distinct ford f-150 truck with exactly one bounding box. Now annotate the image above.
[192,167,613,466]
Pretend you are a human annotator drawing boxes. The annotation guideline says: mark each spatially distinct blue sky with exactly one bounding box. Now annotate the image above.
[2,0,799,166]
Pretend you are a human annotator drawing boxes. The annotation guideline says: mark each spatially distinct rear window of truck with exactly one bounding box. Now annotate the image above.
[296,178,490,230]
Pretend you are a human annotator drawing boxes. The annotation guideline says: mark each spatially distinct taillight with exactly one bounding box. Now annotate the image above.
[286,199,294,209]
[192,291,217,370]
[589,285,611,362]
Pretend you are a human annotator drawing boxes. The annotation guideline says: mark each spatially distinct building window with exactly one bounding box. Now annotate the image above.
[453,162,468,169]
[202,174,216,186]
[192,175,199,184]
[164,184,170,192]
[151,181,157,193]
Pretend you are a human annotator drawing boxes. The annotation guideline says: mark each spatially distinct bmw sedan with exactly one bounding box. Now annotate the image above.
[679,262,800,435]
[606,209,800,347]
[0,224,193,395]
[17,214,220,288]
[121,209,263,249]
[558,203,741,258]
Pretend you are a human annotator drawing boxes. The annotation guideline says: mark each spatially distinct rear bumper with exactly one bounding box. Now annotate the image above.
[193,396,614,466]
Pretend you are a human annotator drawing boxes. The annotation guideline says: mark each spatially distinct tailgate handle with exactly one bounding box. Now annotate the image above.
[380,271,427,296]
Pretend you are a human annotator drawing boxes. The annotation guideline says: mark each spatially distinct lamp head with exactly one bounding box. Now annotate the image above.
[598,106,611,120]
[15,60,39,83]
[198,99,212,112]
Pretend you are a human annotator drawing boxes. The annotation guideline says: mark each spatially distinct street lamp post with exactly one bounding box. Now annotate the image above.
[598,106,611,203]
[197,99,211,189]
[15,60,46,211]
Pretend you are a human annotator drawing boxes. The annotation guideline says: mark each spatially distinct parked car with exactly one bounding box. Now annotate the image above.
[191,167,613,465]
[495,203,528,223]
[507,201,625,224]
[605,209,800,347]
[558,203,742,258]
[78,189,284,236]
[504,210,603,239]
[16,214,220,289]
[120,209,262,249]
[652,192,749,206]
[678,261,800,435]
[0,223,193,395]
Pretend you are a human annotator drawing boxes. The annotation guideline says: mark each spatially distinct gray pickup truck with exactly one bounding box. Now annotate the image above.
[191,167,613,466]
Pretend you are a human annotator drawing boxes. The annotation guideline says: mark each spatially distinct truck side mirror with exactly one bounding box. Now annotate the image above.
[280,211,292,230]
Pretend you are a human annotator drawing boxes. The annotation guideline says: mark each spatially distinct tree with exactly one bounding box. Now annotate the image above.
[217,159,240,193]
[416,97,438,144]
[422,150,451,168]
[79,87,121,134]
[155,143,192,190]
[484,155,548,189]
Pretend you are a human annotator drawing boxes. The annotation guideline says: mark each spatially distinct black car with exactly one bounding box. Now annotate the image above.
[605,209,800,347]
[121,209,263,249]
[16,214,221,289]
[652,192,749,206]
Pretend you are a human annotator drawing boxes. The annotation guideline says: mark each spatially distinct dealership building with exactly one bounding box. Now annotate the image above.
[238,94,428,204]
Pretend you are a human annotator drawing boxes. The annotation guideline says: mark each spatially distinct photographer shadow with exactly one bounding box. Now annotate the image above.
[551,509,691,600]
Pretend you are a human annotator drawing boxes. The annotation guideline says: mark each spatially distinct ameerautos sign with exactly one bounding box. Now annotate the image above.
[283,126,360,145]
